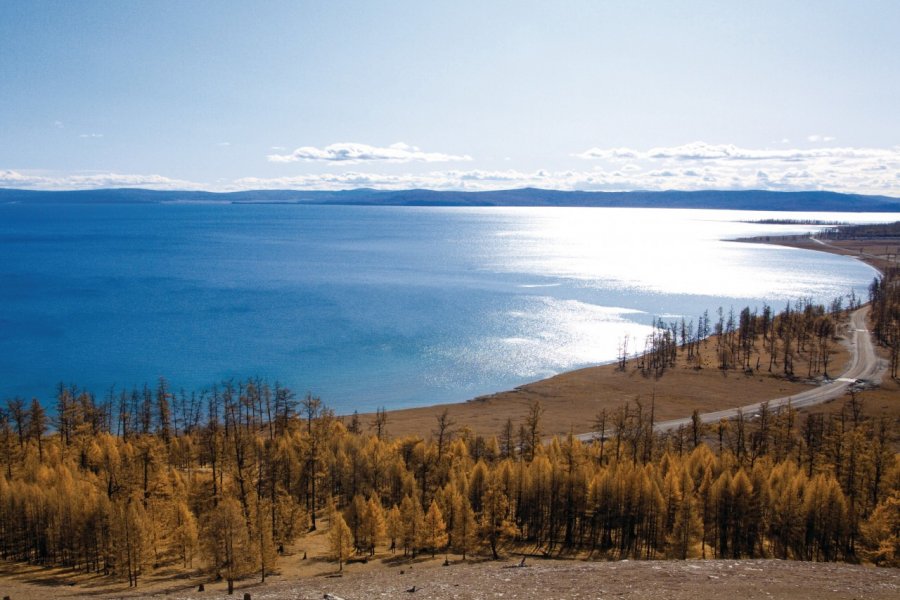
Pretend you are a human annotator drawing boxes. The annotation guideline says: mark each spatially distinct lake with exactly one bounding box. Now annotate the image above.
[0,203,892,413]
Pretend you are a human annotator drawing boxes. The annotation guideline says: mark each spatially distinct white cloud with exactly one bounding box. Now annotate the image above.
[807,134,836,142]
[53,120,64,129]
[79,133,104,139]
[217,141,231,147]
[569,141,900,196]
[0,170,204,191]
[267,142,472,164]
[577,141,894,162]
[235,170,553,191]
[574,147,640,160]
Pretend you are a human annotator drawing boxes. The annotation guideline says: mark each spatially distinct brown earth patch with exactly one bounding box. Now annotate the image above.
[3,555,897,600]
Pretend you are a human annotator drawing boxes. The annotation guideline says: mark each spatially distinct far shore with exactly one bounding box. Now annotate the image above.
[734,232,897,274]
[368,228,899,440]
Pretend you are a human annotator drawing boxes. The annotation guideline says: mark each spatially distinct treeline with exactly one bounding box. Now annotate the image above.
[746,219,845,226]
[820,221,900,240]
[627,295,858,379]
[1,381,898,590]
[870,268,900,378]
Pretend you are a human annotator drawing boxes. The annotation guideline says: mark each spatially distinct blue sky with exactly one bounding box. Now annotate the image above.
[1,0,899,194]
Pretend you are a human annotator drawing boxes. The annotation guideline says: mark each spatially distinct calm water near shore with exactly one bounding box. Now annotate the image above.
[0,203,892,412]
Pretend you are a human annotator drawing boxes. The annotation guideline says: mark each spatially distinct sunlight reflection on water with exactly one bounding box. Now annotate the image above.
[418,208,890,399]
[480,208,885,297]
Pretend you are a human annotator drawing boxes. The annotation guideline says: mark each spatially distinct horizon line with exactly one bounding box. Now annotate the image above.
[2,186,900,200]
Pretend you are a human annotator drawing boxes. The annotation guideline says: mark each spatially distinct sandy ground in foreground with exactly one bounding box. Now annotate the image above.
[2,557,898,600]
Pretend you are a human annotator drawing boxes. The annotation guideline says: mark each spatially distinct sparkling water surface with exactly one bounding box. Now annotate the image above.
[0,204,891,412]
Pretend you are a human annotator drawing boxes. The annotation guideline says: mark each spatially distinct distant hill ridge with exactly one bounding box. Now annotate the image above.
[2,187,899,212]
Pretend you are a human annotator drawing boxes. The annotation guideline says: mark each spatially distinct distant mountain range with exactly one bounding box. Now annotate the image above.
[2,187,899,212]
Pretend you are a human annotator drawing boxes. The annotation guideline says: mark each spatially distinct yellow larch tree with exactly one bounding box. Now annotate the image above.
[451,490,477,560]
[423,499,448,557]
[329,511,354,572]
[361,495,387,555]
[385,503,402,554]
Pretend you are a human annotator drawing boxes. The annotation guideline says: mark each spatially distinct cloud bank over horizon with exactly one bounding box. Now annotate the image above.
[3,141,899,197]
[574,141,897,163]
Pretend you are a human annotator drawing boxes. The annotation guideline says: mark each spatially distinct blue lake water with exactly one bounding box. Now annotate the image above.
[0,203,891,413]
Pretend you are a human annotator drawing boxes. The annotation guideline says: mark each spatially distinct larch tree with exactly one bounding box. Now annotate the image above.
[345,494,368,552]
[860,490,900,566]
[670,468,701,558]
[329,512,354,572]
[172,499,199,567]
[110,497,153,587]
[480,473,515,559]
[385,504,402,554]
[399,494,425,556]
[6,398,26,448]
[423,499,448,557]
[523,402,544,462]
[27,398,47,461]
[451,491,478,560]
[0,411,14,478]
[202,497,254,595]
[362,495,387,555]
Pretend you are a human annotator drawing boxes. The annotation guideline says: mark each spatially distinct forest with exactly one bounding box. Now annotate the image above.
[0,281,898,591]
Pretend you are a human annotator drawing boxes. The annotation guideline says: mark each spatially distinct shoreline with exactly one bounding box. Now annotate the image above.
[373,229,897,439]
[734,233,894,275]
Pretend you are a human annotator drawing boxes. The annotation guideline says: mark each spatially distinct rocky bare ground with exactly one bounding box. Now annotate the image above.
[58,558,896,600]
[0,558,900,600]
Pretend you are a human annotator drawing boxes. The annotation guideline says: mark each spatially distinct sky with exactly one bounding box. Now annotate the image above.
[1,0,899,195]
